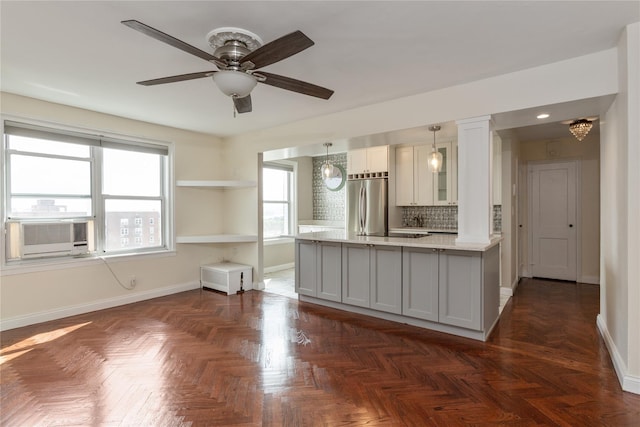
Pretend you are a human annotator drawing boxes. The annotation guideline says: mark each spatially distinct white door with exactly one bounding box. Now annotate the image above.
[529,161,577,281]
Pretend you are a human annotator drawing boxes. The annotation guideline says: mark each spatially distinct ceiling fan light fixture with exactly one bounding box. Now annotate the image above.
[569,118,593,141]
[213,70,257,98]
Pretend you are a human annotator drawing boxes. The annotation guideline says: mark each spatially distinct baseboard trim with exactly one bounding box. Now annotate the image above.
[0,281,200,332]
[264,262,295,274]
[578,275,600,285]
[596,314,640,395]
[500,287,513,297]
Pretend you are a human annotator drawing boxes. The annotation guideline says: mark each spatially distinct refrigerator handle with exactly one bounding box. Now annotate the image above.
[361,185,367,233]
[359,185,365,234]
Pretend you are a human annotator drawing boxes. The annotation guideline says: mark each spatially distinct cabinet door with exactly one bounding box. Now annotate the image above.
[367,146,389,173]
[433,142,453,205]
[438,250,482,330]
[414,145,434,206]
[402,247,439,321]
[347,149,368,174]
[318,241,342,302]
[370,245,402,314]
[342,243,370,308]
[295,240,317,296]
[395,146,415,206]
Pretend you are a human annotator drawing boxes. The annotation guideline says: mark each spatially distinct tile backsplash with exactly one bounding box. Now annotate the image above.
[401,205,502,232]
[312,153,347,221]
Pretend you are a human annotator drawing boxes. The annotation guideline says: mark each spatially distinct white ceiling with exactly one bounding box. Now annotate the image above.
[1,1,638,140]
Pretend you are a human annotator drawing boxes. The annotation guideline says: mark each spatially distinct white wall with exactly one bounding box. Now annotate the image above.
[498,133,521,293]
[0,93,229,330]
[518,134,601,284]
[598,22,640,394]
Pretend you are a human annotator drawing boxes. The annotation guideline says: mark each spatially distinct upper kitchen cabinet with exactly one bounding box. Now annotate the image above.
[433,141,458,206]
[395,145,433,206]
[492,134,502,206]
[347,146,389,177]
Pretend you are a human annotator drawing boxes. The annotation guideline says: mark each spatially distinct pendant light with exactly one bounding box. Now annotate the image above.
[320,142,335,179]
[427,125,443,173]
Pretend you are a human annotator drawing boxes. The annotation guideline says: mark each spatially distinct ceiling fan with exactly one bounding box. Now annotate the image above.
[121,20,334,114]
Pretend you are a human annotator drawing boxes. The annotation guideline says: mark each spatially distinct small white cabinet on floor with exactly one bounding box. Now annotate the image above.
[201,263,253,295]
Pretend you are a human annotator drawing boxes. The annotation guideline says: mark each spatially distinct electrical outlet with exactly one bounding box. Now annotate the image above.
[129,276,137,288]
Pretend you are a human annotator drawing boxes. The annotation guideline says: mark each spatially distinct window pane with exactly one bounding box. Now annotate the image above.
[264,202,289,238]
[103,148,161,196]
[11,154,90,195]
[104,199,162,252]
[8,135,90,157]
[263,168,288,201]
[9,197,92,218]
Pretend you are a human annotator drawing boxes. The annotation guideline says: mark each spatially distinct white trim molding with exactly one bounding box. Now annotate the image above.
[578,275,600,285]
[264,262,295,274]
[597,314,640,395]
[0,281,200,332]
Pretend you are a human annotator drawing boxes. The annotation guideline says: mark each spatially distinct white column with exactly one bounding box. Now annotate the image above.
[455,115,493,245]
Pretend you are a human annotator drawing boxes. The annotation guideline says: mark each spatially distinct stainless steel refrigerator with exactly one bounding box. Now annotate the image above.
[346,178,388,236]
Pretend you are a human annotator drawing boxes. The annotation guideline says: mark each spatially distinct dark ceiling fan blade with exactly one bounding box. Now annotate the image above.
[257,71,334,99]
[233,95,252,114]
[241,30,314,69]
[137,71,217,86]
[122,20,223,65]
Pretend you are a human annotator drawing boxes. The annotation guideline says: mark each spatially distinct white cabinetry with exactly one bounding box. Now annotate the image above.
[295,239,342,302]
[342,243,402,314]
[347,146,389,176]
[175,180,257,243]
[492,135,502,205]
[395,145,433,206]
[433,142,458,206]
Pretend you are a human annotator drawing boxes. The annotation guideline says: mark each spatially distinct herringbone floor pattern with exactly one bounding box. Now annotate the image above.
[1,279,638,426]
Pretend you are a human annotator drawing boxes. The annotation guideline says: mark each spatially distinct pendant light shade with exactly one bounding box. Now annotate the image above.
[428,125,442,173]
[320,142,334,178]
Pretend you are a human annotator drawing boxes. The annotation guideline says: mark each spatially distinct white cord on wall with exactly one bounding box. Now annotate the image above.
[99,256,135,290]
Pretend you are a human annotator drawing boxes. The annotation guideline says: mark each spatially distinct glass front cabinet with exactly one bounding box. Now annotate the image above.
[433,141,457,206]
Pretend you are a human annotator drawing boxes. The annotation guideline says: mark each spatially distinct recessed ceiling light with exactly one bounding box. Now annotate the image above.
[537,113,550,119]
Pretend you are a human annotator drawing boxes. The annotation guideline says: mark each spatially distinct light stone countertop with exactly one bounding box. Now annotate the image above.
[295,230,501,252]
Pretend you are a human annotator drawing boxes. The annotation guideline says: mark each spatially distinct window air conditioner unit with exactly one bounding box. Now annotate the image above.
[11,221,91,259]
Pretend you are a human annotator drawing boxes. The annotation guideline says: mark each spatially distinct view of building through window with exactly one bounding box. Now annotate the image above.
[4,124,169,259]
[263,166,293,238]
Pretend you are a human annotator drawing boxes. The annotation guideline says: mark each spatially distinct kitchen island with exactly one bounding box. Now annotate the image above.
[295,230,501,341]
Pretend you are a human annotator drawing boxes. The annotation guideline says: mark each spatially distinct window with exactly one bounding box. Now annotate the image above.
[3,120,172,262]
[263,163,294,239]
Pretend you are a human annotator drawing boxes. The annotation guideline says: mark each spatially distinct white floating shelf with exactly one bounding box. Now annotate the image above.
[176,180,256,188]
[176,234,258,244]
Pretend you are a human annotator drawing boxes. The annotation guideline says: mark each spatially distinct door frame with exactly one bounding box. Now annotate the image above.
[525,159,581,282]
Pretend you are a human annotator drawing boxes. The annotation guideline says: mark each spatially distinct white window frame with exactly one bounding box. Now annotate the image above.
[1,117,175,269]
[262,162,295,240]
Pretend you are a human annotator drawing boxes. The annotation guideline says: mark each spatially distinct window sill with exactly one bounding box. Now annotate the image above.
[1,249,176,277]
[264,236,295,246]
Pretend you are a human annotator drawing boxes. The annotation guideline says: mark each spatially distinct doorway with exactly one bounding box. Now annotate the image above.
[528,160,578,281]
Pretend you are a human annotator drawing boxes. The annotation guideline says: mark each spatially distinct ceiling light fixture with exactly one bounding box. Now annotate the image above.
[569,118,593,141]
[537,113,550,119]
[212,70,258,98]
[321,142,335,179]
[427,125,443,173]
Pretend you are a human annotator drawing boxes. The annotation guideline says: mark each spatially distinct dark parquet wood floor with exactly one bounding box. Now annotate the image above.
[1,278,639,426]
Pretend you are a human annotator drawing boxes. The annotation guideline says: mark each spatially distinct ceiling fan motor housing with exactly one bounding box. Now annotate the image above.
[207,27,263,70]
